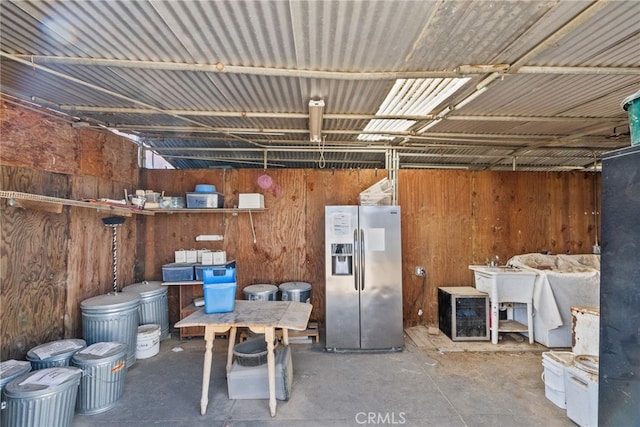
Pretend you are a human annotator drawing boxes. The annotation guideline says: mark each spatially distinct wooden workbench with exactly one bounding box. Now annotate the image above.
[175,300,312,417]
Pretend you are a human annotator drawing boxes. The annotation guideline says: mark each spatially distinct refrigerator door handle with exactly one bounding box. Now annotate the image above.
[353,228,359,291]
[360,228,365,291]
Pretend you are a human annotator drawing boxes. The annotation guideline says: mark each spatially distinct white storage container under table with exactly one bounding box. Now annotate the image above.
[174,300,312,417]
[228,345,292,400]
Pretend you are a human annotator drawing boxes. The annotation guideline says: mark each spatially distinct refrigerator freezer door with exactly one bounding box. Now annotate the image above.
[359,205,403,350]
[325,206,361,350]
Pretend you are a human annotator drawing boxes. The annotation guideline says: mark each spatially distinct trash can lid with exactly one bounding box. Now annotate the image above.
[72,342,128,364]
[279,281,312,291]
[243,284,278,294]
[81,292,141,310]
[27,339,86,362]
[122,281,166,297]
[0,360,32,388]
[4,367,82,397]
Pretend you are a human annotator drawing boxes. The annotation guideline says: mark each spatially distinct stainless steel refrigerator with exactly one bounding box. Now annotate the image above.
[325,205,403,351]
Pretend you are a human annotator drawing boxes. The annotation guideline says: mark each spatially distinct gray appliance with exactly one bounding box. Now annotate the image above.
[325,205,403,351]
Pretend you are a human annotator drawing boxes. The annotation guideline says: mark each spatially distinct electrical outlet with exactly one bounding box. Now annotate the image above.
[415,266,425,277]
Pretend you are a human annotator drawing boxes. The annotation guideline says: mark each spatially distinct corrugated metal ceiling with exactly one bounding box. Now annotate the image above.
[1,0,639,171]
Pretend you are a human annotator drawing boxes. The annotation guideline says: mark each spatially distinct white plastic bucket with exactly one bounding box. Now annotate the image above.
[565,356,599,427]
[541,351,575,409]
[136,324,160,359]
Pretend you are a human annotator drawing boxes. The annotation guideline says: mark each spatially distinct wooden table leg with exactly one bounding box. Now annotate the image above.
[265,327,277,417]
[226,326,237,373]
[200,327,215,415]
[281,328,289,346]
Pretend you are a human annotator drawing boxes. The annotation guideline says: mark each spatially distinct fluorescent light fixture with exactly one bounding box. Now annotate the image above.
[309,100,325,143]
[358,77,470,141]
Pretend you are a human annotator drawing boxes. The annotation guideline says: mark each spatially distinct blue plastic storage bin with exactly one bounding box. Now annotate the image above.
[195,261,236,281]
[203,282,237,314]
[202,267,236,284]
[162,263,195,281]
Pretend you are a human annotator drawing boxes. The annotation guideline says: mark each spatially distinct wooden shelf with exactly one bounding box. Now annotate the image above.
[0,191,266,218]
[149,208,266,214]
[0,191,153,217]
[498,319,529,333]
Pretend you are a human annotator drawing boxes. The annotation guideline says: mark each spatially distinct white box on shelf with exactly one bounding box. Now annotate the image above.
[239,193,265,209]
[212,250,227,265]
[185,249,197,263]
[197,249,209,263]
[201,251,214,265]
[174,250,186,263]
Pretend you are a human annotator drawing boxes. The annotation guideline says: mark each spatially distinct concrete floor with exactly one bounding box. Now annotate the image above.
[72,329,575,427]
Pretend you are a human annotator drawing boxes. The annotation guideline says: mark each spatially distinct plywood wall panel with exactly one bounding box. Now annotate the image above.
[1,99,141,360]
[65,176,140,338]
[1,96,602,350]
[141,168,388,327]
[141,167,601,329]
[1,167,70,359]
[0,100,79,174]
[399,170,473,325]
[471,172,552,264]
[548,172,600,254]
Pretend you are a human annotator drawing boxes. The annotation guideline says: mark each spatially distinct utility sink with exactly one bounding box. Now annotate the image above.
[469,265,538,301]
[469,265,538,344]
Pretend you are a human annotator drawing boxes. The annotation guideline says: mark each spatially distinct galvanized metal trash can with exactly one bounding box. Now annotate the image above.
[80,292,141,368]
[243,284,278,301]
[71,342,127,415]
[26,339,86,371]
[1,366,81,427]
[122,281,170,340]
[279,282,312,303]
[0,360,32,398]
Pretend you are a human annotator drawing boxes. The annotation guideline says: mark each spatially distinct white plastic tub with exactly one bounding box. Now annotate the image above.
[565,356,599,427]
[541,351,575,409]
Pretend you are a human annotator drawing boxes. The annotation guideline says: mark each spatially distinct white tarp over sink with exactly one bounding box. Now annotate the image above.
[507,253,600,348]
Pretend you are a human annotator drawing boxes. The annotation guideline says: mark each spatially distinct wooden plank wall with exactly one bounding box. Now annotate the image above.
[142,168,386,328]
[1,99,140,360]
[1,98,601,359]
[144,168,600,329]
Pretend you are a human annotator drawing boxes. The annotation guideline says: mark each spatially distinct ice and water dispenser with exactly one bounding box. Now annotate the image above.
[331,243,353,276]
